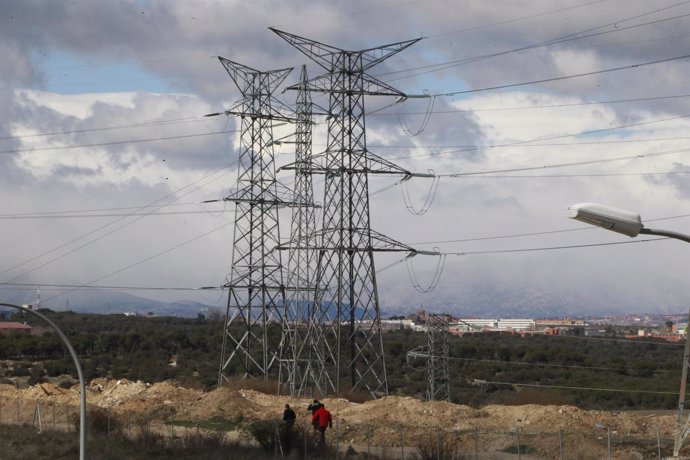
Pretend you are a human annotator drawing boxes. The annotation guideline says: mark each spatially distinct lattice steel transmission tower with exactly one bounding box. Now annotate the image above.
[406,314,450,402]
[426,315,450,401]
[271,28,422,397]
[217,58,295,384]
[278,66,320,395]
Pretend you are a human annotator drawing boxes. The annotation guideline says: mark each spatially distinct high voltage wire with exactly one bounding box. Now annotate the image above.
[438,238,669,256]
[0,130,237,155]
[388,113,690,161]
[471,380,679,396]
[425,52,690,98]
[383,1,690,82]
[8,90,690,148]
[0,282,221,292]
[0,116,208,141]
[1,161,237,283]
[43,220,234,303]
[426,0,608,38]
[446,355,678,373]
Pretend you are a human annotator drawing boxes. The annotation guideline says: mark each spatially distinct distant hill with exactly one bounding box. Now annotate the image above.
[1,289,214,318]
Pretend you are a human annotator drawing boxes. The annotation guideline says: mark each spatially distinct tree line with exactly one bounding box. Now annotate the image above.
[0,310,682,410]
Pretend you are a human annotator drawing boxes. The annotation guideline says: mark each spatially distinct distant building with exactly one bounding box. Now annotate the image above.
[0,322,32,335]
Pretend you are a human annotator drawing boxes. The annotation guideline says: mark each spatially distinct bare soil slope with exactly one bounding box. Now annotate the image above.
[1,379,679,458]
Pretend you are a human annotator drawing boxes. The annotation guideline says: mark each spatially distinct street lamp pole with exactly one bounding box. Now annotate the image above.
[0,303,86,460]
[567,202,690,458]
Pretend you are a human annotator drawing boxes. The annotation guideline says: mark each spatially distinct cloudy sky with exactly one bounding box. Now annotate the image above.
[3,0,690,317]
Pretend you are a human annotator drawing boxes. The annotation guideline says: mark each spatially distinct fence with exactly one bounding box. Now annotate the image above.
[0,394,677,459]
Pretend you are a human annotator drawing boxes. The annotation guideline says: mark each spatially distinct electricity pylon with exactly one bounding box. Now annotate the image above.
[278,65,320,395]
[406,314,450,402]
[217,58,295,384]
[271,28,422,397]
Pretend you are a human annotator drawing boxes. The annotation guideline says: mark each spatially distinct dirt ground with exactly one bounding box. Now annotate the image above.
[0,379,682,458]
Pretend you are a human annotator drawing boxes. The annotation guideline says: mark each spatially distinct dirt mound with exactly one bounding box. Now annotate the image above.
[1,379,678,448]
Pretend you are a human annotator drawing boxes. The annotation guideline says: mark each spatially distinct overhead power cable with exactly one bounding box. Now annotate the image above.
[384,1,690,81]
[0,161,236,283]
[0,116,208,141]
[426,52,690,98]
[439,237,669,256]
[447,355,677,373]
[43,221,234,303]
[0,130,237,155]
[0,282,222,292]
[474,379,678,396]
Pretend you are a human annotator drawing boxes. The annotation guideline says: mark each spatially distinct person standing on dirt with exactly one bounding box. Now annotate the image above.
[312,403,333,449]
[283,404,296,429]
[307,399,321,430]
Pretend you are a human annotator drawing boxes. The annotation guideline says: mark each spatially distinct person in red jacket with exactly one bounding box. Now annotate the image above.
[311,403,333,449]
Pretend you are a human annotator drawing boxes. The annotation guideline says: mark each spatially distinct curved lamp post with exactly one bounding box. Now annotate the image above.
[566,202,690,457]
[0,303,86,460]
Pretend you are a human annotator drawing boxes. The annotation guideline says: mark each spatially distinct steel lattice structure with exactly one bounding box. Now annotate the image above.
[272,28,421,397]
[406,314,450,402]
[278,66,320,395]
[426,315,450,401]
[217,58,295,384]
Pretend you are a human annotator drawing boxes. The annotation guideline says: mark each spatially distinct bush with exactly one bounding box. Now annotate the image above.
[412,430,470,460]
[246,419,280,453]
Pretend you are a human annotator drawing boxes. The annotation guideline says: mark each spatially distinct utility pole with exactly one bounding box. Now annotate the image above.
[271,28,422,397]
[217,58,294,384]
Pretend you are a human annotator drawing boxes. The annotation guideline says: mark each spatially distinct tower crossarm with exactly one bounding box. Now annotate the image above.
[219,57,292,95]
[270,28,421,73]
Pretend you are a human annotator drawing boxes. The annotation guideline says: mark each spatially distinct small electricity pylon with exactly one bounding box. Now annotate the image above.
[278,66,320,395]
[407,314,450,402]
[673,308,690,456]
[217,58,295,384]
[271,28,423,397]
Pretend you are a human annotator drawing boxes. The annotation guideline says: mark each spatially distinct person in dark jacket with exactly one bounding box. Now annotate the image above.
[307,400,321,430]
[283,404,296,429]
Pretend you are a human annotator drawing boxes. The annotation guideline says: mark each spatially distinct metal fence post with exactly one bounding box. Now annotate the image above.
[398,425,405,460]
[516,421,522,460]
[436,426,441,460]
[559,428,564,460]
[474,425,479,460]
[335,418,340,459]
[657,425,661,460]
[304,417,308,458]
[16,397,19,425]
[367,425,372,459]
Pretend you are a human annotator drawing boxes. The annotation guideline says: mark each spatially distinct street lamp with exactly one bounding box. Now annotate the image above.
[567,202,690,457]
[0,303,86,460]
[566,202,690,242]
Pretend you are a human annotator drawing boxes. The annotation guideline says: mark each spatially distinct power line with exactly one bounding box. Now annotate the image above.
[0,116,208,141]
[428,52,690,98]
[0,281,222,292]
[447,355,677,373]
[440,238,670,256]
[43,221,234,303]
[368,92,690,116]
[475,379,678,396]
[0,161,236,283]
[0,129,237,155]
[384,1,690,82]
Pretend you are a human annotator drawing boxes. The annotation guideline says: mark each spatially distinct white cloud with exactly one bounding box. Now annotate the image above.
[3,0,690,315]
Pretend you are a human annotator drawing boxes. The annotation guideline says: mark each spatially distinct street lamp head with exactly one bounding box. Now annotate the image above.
[566,202,644,237]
